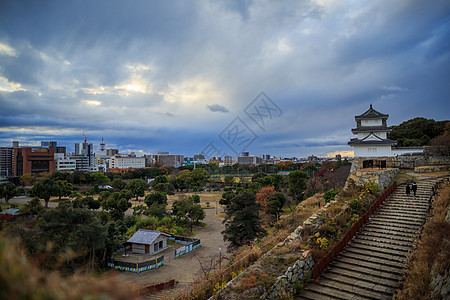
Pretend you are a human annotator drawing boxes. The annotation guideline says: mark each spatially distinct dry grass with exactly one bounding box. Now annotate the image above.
[394,172,418,184]
[167,192,222,204]
[395,182,450,300]
[0,236,135,300]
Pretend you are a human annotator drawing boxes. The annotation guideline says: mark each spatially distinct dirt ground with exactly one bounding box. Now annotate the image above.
[116,201,227,290]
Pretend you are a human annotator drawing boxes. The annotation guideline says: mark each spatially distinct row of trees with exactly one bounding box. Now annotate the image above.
[221,170,309,249]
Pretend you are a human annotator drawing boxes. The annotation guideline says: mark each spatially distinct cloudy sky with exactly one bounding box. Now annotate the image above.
[1,0,449,158]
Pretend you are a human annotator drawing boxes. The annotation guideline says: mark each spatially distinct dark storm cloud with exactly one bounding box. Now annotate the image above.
[0,0,449,156]
[207,104,229,113]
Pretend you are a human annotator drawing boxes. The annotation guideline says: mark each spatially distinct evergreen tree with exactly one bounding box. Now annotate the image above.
[288,170,308,205]
[0,183,18,204]
[31,179,60,208]
[222,191,266,248]
[125,179,148,201]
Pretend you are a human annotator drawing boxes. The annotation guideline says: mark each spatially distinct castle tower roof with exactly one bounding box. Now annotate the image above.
[355,104,388,120]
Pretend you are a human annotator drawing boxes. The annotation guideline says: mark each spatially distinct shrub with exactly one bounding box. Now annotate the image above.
[316,237,329,250]
[350,199,361,213]
[293,280,304,295]
[324,189,339,203]
[364,182,379,195]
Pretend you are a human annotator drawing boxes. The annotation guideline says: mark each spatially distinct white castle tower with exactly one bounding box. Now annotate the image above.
[348,104,397,157]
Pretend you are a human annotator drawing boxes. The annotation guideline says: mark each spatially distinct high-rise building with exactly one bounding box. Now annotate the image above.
[110,154,145,169]
[0,147,14,177]
[14,147,55,176]
[106,148,119,156]
[41,141,57,148]
[75,142,94,167]
[154,152,184,167]
[237,155,262,165]
[12,141,19,148]
[56,146,66,154]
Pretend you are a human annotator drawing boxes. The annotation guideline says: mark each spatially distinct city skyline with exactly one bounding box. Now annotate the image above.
[1,1,449,157]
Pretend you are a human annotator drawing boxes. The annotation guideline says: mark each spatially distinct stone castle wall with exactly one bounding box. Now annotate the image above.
[350,156,450,171]
[263,251,315,299]
[347,167,399,190]
[346,156,450,190]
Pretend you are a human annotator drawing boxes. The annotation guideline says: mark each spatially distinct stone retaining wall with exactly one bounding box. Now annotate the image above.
[414,165,450,173]
[347,167,399,190]
[263,251,315,299]
[350,156,450,171]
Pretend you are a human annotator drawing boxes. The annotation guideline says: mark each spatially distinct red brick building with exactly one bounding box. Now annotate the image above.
[14,147,55,177]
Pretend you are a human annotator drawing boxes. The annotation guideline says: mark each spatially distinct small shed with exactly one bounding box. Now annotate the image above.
[0,208,23,221]
[127,229,170,255]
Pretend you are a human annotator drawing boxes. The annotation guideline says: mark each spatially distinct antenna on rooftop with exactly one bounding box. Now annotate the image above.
[83,132,87,143]
[100,137,105,151]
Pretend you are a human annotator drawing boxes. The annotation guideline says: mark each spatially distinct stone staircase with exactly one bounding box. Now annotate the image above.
[298,179,438,300]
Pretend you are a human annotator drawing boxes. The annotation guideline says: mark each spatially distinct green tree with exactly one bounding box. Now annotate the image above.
[31,179,60,208]
[288,170,308,205]
[21,197,44,216]
[125,179,148,201]
[89,172,111,185]
[19,173,36,186]
[153,183,175,195]
[219,191,235,206]
[101,191,132,220]
[0,184,18,204]
[151,175,168,188]
[266,193,286,220]
[191,168,211,188]
[172,197,205,232]
[111,178,126,190]
[38,203,107,271]
[144,191,168,206]
[222,191,266,248]
[82,196,101,210]
[190,194,200,203]
[132,204,148,216]
[224,176,235,187]
[147,203,167,219]
[388,117,448,146]
[55,180,73,200]
[176,170,192,191]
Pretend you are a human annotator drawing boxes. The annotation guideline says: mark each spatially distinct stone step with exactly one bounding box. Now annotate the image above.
[353,237,412,253]
[330,262,402,282]
[373,210,426,223]
[349,240,409,258]
[371,214,425,226]
[358,231,413,243]
[336,256,404,276]
[380,203,428,212]
[340,251,406,269]
[321,272,397,296]
[355,233,413,248]
[387,199,430,207]
[314,277,391,299]
[392,196,431,202]
[368,219,422,231]
[344,245,406,264]
[371,216,424,227]
[347,240,408,261]
[301,283,357,300]
[390,196,430,202]
[325,266,400,289]
[364,223,418,235]
[376,209,427,218]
